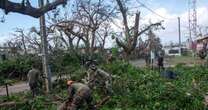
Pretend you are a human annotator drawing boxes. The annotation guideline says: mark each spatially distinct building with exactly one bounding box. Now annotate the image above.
[196,34,208,52]
[163,43,188,56]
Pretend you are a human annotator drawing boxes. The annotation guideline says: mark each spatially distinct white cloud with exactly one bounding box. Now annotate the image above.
[144,6,208,44]
[0,33,12,46]
[111,6,208,45]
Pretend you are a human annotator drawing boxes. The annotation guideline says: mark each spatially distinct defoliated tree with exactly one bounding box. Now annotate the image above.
[115,0,163,60]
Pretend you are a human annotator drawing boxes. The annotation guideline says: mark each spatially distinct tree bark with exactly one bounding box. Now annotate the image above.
[90,29,96,54]
[21,34,27,55]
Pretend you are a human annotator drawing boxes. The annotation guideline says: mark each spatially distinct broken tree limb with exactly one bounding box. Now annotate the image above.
[95,96,111,109]
[0,100,27,108]
[0,0,67,18]
[0,101,16,108]
[57,96,110,110]
[53,95,65,101]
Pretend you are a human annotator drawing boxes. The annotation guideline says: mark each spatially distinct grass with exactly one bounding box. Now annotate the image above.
[165,55,205,66]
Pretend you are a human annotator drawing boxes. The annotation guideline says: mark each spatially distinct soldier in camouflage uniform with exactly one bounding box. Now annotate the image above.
[85,61,112,95]
[27,64,41,97]
[59,80,95,110]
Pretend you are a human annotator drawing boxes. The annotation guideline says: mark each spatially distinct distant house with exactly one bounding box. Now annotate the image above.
[196,34,208,52]
[163,43,188,56]
[163,46,180,56]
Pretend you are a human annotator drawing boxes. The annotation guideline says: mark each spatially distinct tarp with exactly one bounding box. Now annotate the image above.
[160,70,177,79]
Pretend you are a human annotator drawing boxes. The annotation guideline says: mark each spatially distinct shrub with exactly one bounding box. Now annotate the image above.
[101,61,208,110]
[0,55,41,80]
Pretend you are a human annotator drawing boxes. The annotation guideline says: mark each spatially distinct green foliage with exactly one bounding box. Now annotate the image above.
[1,54,208,110]
[0,53,82,79]
[91,52,106,63]
[0,77,14,88]
[1,62,208,110]
[0,94,57,110]
[101,61,208,110]
[0,94,22,103]
[53,77,68,92]
[111,47,119,57]
[50,52,81,75]
[0,55,41,79]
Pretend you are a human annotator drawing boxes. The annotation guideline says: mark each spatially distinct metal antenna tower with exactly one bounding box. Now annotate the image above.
[188,0,197,40]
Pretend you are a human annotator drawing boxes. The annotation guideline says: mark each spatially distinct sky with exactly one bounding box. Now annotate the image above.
[0,0,208,46]
[140,0,208,45]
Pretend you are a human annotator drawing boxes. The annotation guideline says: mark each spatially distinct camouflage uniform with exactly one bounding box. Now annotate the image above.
[27,68,40,97]
[87,68,112,95]
[67,83,95,110]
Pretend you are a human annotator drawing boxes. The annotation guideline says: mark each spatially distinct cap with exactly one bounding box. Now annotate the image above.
[67,80,74,86]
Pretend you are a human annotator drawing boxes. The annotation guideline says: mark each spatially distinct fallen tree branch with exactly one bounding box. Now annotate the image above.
[95,96,110,109]
[0,101,16,107]
[0,0,67,18]
[0,100,27,108]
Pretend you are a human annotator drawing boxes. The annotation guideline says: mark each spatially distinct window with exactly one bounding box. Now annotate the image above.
[169,49,179,54]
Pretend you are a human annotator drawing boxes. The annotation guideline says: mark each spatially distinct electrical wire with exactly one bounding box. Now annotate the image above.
[135,0,176,20]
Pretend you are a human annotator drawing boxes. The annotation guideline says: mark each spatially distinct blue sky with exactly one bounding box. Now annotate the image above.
[0,0,208,45]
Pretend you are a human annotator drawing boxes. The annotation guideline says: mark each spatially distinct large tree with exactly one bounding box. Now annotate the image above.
[147,29,163,55]
[50,0,115,55]
[115,0,163,60]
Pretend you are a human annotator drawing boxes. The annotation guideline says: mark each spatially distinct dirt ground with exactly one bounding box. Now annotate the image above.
[0,75,70,96]
[0,82,29,96]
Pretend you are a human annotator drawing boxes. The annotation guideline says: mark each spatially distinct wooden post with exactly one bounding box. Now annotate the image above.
[5,83,9,97]
[38,0,51,93]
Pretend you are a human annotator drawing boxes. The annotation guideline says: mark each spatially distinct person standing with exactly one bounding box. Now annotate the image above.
[27,64,41,97]
[157,52,164,72]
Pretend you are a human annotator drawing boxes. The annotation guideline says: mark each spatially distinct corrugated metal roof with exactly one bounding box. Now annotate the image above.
[196,35,208,41]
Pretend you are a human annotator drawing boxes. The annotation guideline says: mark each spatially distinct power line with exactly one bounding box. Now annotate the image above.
[135,0,174,20]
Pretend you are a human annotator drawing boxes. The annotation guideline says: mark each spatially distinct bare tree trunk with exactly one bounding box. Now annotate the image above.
[90,29,96,54]
[68,38,74,52]
[21,35,27,55]
[76,38,81,49]
[85,40,91,56]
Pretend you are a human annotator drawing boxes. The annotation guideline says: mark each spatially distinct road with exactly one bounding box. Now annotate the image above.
[0,82,29,96]
[0,75,70,96]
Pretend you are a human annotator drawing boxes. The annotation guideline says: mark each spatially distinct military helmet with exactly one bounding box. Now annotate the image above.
[85,60,98,68]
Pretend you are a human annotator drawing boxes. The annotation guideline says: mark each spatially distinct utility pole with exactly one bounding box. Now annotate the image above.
[38,0,51,93]
[178,17,182,56]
